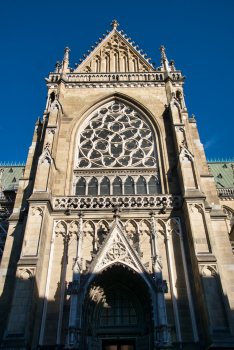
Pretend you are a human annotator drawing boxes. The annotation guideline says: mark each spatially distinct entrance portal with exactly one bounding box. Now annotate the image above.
[82,265,154,350]
[102,338,135,350]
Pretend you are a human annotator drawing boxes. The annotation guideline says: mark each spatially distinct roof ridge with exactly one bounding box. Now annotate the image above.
[207,158,234,163]
[0,161,26,166]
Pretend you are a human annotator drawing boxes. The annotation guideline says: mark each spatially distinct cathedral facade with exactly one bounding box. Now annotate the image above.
[0,20,234,350]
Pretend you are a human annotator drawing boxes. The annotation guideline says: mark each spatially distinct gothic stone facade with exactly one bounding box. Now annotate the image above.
[0,20,234,350]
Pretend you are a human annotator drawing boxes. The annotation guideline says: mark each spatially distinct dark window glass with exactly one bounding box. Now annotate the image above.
[75,178,86,195]
[124,177,134,195]
[88,177,98,195]
[137,177,146,194]
[113,177,122,195]
[148,176,158,194]
[100,177,110,195]
[100,292,137,326]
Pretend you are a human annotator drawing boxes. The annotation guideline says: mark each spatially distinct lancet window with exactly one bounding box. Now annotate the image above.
[100,177,110,195]
[88,177,98,195]
[113,177,122,195]
[137,176,147,195]
[124,177,135,195]
[75,177,86,195]
[74,175,160,195]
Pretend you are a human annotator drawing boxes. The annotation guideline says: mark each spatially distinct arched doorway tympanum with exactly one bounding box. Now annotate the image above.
[81,264,154,350]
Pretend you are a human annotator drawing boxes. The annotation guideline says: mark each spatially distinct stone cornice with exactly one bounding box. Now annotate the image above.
[73,168,159,175]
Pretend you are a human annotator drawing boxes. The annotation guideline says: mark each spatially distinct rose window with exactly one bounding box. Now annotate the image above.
[76,101,157,168]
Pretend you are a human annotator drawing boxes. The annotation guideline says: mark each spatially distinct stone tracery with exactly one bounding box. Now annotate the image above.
[76,101,157,169]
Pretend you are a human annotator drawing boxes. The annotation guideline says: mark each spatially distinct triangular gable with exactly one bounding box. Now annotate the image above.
[82,221,153,290]
[75,29,155,73]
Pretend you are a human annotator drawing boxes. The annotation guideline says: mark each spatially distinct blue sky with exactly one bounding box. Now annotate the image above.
[0,0,233,163]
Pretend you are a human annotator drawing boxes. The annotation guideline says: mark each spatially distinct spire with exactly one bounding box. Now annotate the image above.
[62,46,70,73]
[110,19,119,30]
[159,45,169,72]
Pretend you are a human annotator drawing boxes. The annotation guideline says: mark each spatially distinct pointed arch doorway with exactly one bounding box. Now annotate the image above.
[82,264,154,350]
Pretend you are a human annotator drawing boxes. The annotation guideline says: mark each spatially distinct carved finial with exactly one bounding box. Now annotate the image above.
[54,61,61,73]
[159,46,169,72]
[78,210,84,218]
[159,46,166,59]
[63,47,70,60]
[170,59,175,72]
[112,205,121,222]
[35,116,41,125]
[191,114,195,119]
[62,47,70,73]
[110,20,119,30]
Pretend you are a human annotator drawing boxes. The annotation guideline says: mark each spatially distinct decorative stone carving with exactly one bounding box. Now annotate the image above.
[46,128,56,135]
[89,285,106,304]
[139,219,151,236]
[67,280,79,295]
[53,194,181,210]
[68,221,79,236]
[175,126,185,133]
[97,220,109,247]
[189,203,203,214]
[176,90,187,111]
[179,140,194,162]
[50,93,62,111]
[30,206,43,217]
[83,221,95,237]
[103,242,130,267]
[110,20,119,30]
[76,101,157,169]
[170,92,181,109]
[167,218,180,235]
[199,264,218,277]
[125,220,138,246]
[55,221,67,237]
[18,267,35,280]
[223,206,234,229]
[155,279,168,293]
[38,142,54,165]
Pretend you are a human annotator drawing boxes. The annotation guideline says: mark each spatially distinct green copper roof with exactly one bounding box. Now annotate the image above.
[0,165,25,191]
[207,162,233,188]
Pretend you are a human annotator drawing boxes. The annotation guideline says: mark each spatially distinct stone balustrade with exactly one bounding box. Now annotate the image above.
[217,187,234,200]
[53,194,181,210]
[48,72,182,83]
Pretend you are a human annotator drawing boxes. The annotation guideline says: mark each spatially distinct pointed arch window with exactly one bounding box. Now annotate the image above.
[137,176,146,194]
[148,176,159,194]
[123,57,126,72]
[76,101,158,169]
[75,177,86,195]
[113,177,122,195]
[100,177,110,195]
[88,177,98,195]
[125,177,134,195]
[100,292,137,326]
